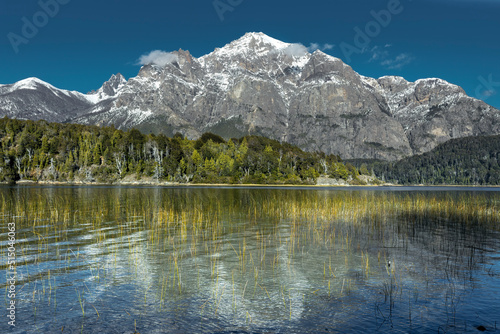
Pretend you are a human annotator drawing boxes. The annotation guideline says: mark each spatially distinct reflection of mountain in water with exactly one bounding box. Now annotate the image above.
[5,186,500,333]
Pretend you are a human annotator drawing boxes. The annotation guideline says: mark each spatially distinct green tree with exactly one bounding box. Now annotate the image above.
[192,150,202,168]
[41,136,50,154]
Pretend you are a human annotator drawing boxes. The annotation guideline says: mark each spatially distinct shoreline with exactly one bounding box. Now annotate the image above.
[3,179,500,189]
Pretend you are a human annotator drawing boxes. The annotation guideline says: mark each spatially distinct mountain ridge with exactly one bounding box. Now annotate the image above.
[1,32,499,160]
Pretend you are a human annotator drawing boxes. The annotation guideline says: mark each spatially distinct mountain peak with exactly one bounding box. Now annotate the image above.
[238,32,289,48]
[86,73,127,103]
[12,77,54,91]
[2,33,499,162]
[210,32,291,58]
[107,73,127,86]
[0,77,65,96]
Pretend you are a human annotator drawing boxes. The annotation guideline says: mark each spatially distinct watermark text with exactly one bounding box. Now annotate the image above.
[213,0,243,22]
[475,74,500,101]
[6,221,17,327]
[339,0,410,62]
[7,0,71,54]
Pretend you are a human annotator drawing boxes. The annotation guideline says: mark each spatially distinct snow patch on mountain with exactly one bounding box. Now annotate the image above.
[206,32,290,60]
[1,77,60,95]
[86,74,127,103]
[1,32,499,160]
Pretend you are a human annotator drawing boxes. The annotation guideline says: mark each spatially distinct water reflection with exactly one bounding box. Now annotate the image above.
[1,186,499,333]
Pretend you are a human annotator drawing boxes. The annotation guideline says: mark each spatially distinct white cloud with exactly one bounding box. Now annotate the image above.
[281,43,309,57]
[137,50,178,67]
[367,45,414,70]
[381,53,414,70]
[369,46,389,62]
[307,43,335,52]
[481,89,497,97]
[308,43,320,52]
[275,42,336,57]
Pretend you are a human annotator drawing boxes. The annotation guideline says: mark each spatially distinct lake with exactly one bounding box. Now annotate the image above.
[1,185,500,333]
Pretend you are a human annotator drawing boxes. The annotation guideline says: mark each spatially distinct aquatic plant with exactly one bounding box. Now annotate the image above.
[1,187,499,331]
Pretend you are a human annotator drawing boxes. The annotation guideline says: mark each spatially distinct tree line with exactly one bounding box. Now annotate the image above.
[0,117,363,185]
[353,134,500,185]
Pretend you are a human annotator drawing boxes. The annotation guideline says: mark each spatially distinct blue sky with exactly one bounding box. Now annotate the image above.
[1,0,499,108]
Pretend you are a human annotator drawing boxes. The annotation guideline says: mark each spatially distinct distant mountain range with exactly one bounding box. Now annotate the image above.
[1,32,499,160]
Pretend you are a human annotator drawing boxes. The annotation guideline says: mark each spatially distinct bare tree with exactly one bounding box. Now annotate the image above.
[128,144,135,162]
[320,159,328,175]
[114,152,125,177]
[49,158,58,179]
[144,140,155,160]
[15,157,22,179]
[79,167,93,182]
[152,144,163,183]
[27,148,34,162]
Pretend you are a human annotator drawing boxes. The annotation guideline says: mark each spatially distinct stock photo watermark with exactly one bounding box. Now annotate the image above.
[213,0,243,22]
[6,221,17,327]
[339,0,411,62]
[7,0,70,54]
[475,74,499,101]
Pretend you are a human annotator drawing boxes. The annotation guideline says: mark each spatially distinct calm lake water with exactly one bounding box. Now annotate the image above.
[1,186,500,333]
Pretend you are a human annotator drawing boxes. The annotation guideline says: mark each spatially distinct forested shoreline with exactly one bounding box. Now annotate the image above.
[0,117,366,185]
[352,135,500,186]
[2,117,498,187]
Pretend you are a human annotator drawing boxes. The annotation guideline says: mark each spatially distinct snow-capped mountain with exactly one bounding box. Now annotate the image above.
[1,32,499,160]
[86,73,127,103]
[0,77,93,122]
[0,74,126,122]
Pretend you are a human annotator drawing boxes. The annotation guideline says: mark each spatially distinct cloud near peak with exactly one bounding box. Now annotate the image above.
[307,43,334,52]
[137,50,178,67]
[278,42,335,57]
[281,43,309,57]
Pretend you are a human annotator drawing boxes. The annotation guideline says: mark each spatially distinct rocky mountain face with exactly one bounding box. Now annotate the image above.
[0,74,125,123]
[0,77,93,122]
[1,32,499,160]
[363,76,500,155]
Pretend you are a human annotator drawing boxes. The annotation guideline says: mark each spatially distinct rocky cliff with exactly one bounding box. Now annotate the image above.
[1,32,499,160]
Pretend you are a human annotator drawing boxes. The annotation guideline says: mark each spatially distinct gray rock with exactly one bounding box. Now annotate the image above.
[1,32,499,160]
